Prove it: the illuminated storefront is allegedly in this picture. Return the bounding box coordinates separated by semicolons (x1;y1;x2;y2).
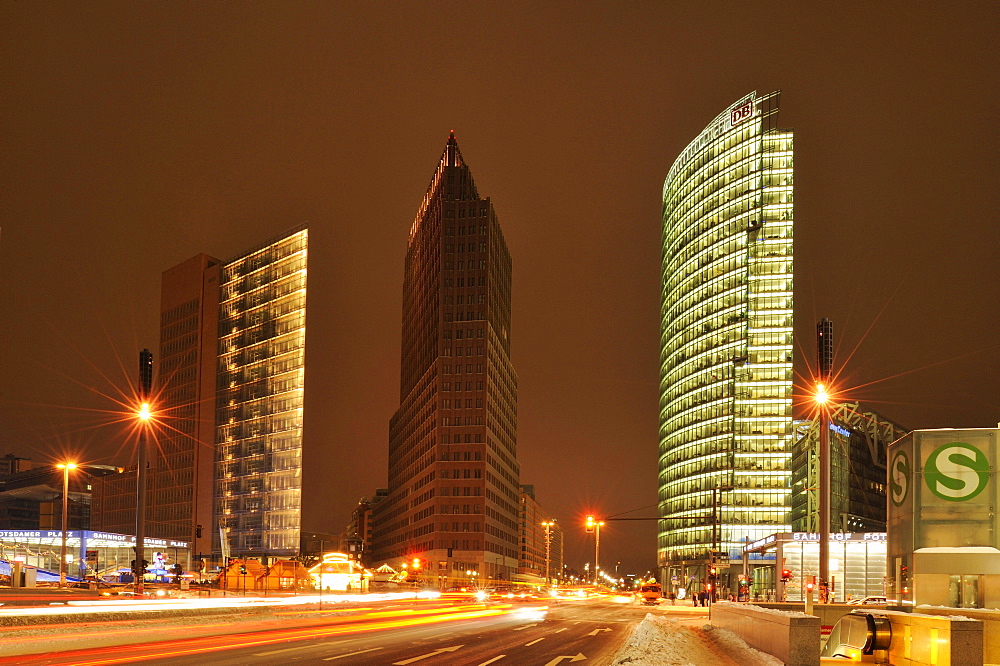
659;90;795;583
308;552;372;592
743;532;886;602
0;529;191;582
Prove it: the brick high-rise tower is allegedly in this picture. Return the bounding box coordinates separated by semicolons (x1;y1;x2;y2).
371;133;520;584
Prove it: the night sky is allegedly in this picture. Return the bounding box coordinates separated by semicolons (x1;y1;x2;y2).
2;3;997;576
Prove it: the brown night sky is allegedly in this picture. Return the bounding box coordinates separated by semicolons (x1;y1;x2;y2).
2;3;997;575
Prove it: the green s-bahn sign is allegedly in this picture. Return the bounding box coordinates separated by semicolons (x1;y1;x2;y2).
925;442;990;502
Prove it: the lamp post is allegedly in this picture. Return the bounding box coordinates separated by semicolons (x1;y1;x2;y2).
816;318;834;603
542;520;555;586
816;383;830;602
135;349;153;597
594;518;604;586
56;462;77;588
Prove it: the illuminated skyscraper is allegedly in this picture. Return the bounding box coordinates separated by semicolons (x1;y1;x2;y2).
371;133;520;583
92;227;307;563
657;92;794;584
215;227;308;558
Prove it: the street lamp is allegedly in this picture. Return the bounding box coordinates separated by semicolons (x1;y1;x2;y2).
541;520;556;586
56;462;77;588
585;516;605;586
135;348;154;597
816;317;834;603
816;381;831;602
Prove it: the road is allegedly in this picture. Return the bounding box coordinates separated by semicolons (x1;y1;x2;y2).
0;596;668;665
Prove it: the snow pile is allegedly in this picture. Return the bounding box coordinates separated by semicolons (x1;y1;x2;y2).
611;613;782;666
724;601;813;618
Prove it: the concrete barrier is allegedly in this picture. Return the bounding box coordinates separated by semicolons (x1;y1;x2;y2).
754;601;871;638
916;607;999;665
710;601;819;665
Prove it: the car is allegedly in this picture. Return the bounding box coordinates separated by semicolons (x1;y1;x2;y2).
848;596;886;605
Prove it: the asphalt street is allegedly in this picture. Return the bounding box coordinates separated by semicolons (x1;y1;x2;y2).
0;597;665;666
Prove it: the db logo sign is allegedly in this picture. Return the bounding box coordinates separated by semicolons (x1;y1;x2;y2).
925;442;990;502
730;101;755;126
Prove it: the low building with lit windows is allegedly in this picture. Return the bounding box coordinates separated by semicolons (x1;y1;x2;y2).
742;531;887;603
0;528;191;582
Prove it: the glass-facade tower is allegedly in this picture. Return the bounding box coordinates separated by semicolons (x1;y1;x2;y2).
215;227;308;557
658;91;794;582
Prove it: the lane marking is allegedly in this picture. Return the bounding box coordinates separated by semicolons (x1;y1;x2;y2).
255;645;312;656
586;628;611;636
543;654;587;666
478;656;506;665
393;645;464;665
324;647;384;661
554;627;568;633
525;637;545;646
512;623;539;631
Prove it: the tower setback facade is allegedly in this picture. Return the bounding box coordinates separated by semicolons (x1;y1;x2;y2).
93;227;308;563
658;91;795;582
371;133;520;583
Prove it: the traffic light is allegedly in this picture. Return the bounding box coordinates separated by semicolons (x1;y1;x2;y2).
781;568;793;582
195;524;203;539
708;566;717;578
239;564;248;575
585;515;595;533
412;558;422;570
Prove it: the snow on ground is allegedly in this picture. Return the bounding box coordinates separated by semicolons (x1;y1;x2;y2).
610;613;782;666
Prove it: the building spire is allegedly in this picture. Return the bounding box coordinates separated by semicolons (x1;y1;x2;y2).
446;130;461;167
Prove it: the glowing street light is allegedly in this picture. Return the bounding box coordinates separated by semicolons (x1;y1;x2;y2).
585;515;605;585
816;318;834;603
56;462;77;588
135;348;154;597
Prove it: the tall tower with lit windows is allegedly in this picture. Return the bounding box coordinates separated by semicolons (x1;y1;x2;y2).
370;133;520;583
214;227;308;559
92;227;308;563
657;92;794;587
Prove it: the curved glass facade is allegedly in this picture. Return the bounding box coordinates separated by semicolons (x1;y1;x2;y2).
658;91;794;577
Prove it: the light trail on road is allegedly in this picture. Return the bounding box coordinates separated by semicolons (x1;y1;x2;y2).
0;600;539;665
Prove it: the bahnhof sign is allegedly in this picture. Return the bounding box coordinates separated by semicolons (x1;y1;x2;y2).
0;529;191;581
